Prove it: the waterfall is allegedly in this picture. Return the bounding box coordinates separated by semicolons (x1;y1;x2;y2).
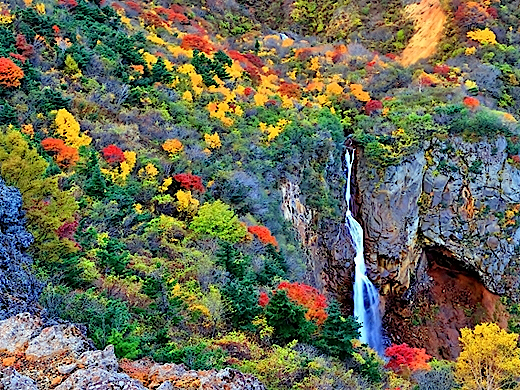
344;149;384;355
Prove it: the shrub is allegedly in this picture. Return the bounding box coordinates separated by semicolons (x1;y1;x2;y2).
314;301;360;360
162;139;183;155
41;138;80;168
223;279;262;329
0;57;24;87
365;99;383;114
463;96;480;109
413;360;457;390
173;173;205;193
276;281;328;325
455;323;520;390
181;35;214;53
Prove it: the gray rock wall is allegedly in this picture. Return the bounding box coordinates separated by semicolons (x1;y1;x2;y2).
356;136;520;295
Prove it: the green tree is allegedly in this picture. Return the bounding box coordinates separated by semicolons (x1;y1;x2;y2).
0;130;78;264
314;300;360;360
190;200;247;243
264;289;316;343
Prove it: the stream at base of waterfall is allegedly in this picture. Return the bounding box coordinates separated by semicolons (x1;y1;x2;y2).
345;150;384;356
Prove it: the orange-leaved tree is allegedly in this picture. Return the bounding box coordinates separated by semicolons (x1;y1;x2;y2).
248;225;278;247
0;57;24;88
275;281;328;325
41;138;79;168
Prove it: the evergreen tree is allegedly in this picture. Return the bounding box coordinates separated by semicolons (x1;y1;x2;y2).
264;289;316;343
315;300;361;360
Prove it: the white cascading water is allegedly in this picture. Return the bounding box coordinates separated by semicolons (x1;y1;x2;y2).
344;149;384;355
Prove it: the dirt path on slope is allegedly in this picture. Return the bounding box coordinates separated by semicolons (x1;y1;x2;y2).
399;0;447;66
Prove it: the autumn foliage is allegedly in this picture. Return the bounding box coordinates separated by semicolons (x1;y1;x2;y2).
102;145;126;163
385;343;431;373
276;281;328;325
41;138;79;168
0;57;24;88
173;173;205;192
248;225;278;247
456;323;520;390
463;96;480;108
365;99;383;114
181;35;214;54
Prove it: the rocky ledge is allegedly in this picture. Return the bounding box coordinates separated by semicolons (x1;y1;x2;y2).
0;313;265;390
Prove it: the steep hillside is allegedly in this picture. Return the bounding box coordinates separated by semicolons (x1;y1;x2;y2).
0;0;520;388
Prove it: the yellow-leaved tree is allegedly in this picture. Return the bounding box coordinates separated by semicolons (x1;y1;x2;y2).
54;108;91;148
455;323;520;390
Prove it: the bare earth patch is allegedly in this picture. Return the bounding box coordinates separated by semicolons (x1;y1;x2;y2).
399;0;447;66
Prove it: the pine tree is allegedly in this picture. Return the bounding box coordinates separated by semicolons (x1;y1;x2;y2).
315;300;361;360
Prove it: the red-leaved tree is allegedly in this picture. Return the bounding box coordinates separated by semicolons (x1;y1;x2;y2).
181;35;214;54
248;225;278;247
173;173;205;192
276;281;328;325
102;144;126;163
365;99;383;114
385;343;431;374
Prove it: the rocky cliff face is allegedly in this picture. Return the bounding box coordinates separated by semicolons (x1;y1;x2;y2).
0;178;41;320
357;136;520;296
281;137;519;356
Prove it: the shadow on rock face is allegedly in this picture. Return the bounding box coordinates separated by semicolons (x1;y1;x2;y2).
0;178;42;320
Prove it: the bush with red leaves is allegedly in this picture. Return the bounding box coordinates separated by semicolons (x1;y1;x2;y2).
278;82;302;99
259;291;269;307
58;0;78;8
385;343;431;374
102;145;125;164
365;99;383;114
275;281;328;325
248;225;278;247
15;35;34;59
463;96;480;108
125;0;142;12
454;2;491;29
41;138;79;168
141;11;166;27
173;173;205;192
243;53;264;68
155;6;188;23
181;35;214;54
57;220;79;240
433;64;450;76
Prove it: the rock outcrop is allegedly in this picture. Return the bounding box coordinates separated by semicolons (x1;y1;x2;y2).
0;178;41;320
0;313;265;389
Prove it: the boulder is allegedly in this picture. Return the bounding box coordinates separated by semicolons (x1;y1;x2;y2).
55;367;147;390
0;313;41;353
0;367;38;390
25;324;90;359
78;345;118;372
